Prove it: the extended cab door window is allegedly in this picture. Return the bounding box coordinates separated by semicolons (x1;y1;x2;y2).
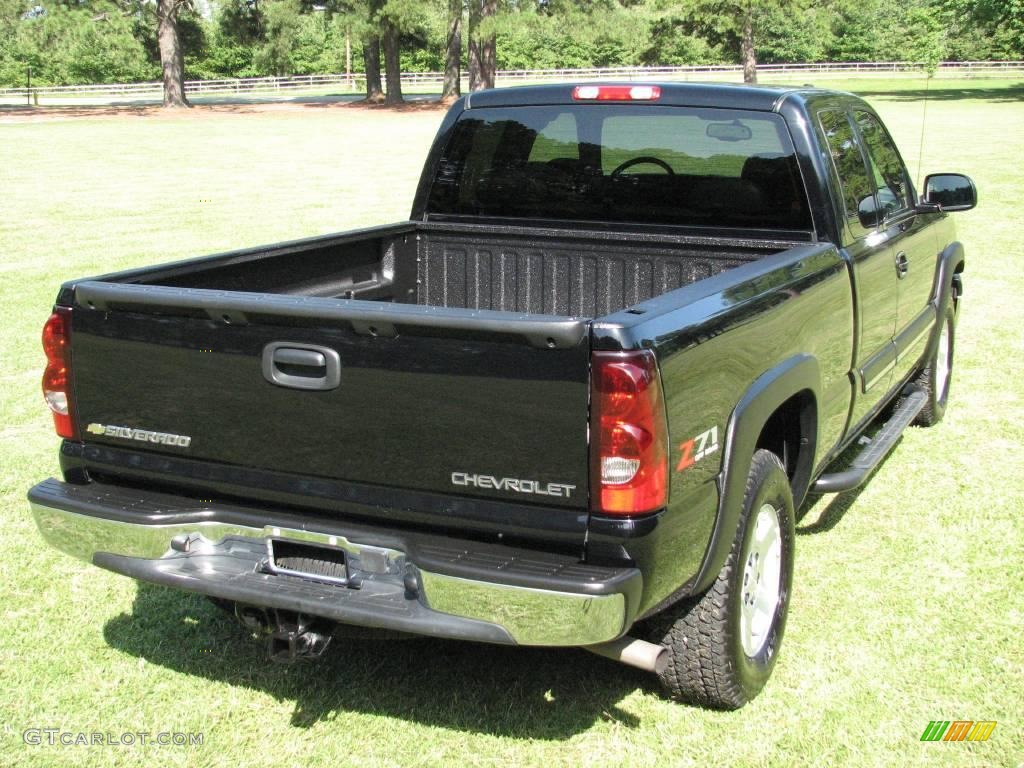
852;110;912;223
853;109;938;374
817;109;877;242
818;107;898;419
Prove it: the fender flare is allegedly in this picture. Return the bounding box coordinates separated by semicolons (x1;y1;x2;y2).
914;241;965;367
690;354;821;595
932;240;965;308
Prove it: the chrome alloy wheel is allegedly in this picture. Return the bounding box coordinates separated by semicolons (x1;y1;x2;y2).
740;502;783;657
936;322;951;400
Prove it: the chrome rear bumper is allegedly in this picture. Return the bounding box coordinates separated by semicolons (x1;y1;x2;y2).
29;479;640;647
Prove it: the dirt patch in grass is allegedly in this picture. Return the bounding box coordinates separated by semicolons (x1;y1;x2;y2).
0;97;448;124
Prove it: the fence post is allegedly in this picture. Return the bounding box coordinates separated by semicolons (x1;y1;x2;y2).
26;65;31;107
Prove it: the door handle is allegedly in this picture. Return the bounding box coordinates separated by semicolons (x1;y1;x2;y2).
262;342;341;391
273;348;325;368
895;251;909;279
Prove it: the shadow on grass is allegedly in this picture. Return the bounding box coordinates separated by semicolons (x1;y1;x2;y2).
103;584;657;736
796;486;868;536
0;94;447;122
854;82;1024;102
795;412;907;535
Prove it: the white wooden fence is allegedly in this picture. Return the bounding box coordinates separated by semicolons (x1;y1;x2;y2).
2;61;1022;103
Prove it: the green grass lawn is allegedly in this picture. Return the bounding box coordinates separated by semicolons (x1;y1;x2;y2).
1;81;1021;768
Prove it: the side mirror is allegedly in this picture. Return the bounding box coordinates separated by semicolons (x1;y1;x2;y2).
923;173;977;212
857;194;882;229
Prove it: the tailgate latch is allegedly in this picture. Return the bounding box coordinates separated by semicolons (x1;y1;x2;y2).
262;342;341;391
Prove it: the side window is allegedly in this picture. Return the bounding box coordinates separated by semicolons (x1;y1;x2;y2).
853;110;911;219
818;109;875;239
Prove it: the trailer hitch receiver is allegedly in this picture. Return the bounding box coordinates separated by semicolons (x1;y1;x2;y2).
235;604;334;663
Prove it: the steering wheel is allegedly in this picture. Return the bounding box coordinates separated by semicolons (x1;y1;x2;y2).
610;156;675;177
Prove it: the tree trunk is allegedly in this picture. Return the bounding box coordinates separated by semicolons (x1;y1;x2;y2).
741;3;757;84
362;38;384;103
157;0;188;107
345;28;352;88
382;21;403;105
441;0;462;102
479;0;497;89
467;0;482;91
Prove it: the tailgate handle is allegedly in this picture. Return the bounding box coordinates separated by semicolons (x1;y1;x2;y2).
263;342;341;391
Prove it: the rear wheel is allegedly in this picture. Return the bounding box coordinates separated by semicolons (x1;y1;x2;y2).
913;304;956;427
649;449;795;709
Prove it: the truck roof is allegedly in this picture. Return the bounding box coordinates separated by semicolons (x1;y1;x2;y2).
464;82;829;112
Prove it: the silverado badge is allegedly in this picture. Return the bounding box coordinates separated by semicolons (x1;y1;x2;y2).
86;423;192;448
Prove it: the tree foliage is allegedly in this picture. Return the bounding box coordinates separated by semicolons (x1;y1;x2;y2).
0;0;157;85
1;0;1021;88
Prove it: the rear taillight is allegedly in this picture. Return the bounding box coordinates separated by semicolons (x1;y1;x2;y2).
42;307;78;440
590;350;668;516
572;85;661;102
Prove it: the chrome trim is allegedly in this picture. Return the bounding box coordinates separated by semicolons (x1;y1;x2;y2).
28;501;401;563
862;358;896;392
264;538;354;587
419;571;626;646
30;502;627;647
897;321;932;364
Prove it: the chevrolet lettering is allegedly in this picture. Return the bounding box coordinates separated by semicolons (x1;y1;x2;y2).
451;472;576;498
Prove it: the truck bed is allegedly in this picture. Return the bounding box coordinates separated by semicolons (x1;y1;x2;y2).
58;221;814;549
95;221;805;319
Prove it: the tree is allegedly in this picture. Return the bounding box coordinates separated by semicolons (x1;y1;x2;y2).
479;0;496;87
255;0;303;75
739;0;754;82
362;35;383;99
5;0;1018;92
938;0;1024;59
381;15;401;102
218;0;263;44
905;4;945;75
441;0;460;100
378;0;433;104
827;0;905;62
157;0;189;106
755;4;831;63
362;0;384;101
467;0;495;90
679;0;796;83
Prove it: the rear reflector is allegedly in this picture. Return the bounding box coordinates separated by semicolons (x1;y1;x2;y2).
572;85;661;102
590;350;668;516
42;307;78;440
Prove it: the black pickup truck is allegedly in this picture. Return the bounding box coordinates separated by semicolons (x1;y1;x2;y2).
30;82;976;709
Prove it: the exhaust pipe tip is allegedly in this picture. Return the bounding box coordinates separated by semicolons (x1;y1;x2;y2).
584;635;668;675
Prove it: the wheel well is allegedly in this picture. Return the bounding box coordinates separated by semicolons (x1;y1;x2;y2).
952;260;965;307
755;390;816;505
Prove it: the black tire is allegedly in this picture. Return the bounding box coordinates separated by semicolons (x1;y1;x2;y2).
649;449;795;709
912;304;956;427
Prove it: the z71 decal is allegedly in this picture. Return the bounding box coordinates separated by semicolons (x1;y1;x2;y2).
676;426;719;471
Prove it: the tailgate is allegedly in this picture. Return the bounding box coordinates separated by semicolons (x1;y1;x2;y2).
67;283;591;522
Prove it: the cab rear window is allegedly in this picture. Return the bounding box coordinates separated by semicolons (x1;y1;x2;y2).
426;104;812;231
